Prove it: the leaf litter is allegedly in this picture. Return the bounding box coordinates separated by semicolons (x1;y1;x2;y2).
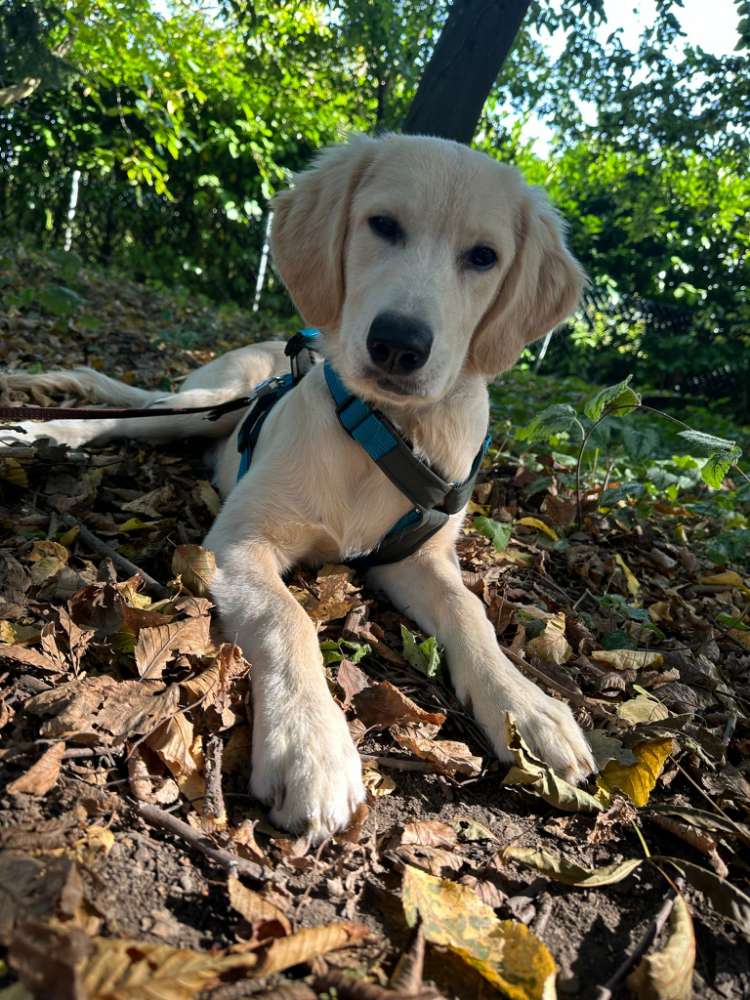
1;265;750;998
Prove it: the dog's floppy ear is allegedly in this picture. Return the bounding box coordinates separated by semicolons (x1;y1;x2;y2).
470;186;585;376
270;136;377;329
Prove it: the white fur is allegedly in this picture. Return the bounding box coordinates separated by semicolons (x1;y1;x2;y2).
1;134;594;842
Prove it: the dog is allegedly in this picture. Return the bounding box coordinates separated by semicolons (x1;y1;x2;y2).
2;133;596;842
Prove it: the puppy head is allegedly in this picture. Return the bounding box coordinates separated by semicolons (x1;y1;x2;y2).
271;134;584;407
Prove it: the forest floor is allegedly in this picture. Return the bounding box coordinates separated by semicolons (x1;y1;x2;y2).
1;245;749;1000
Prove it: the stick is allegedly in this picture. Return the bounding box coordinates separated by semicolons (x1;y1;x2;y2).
500;644;586;706
61;514;170;598
593;894;675;1000
133;800;264;881
360;753;435;773
204;733;227;823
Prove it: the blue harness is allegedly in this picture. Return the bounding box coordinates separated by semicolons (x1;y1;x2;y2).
236;329;490;568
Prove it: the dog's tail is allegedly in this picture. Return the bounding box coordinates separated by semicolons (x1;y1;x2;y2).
1;367;164;407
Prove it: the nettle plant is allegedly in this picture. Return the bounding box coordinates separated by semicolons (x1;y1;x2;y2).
484;375;750;567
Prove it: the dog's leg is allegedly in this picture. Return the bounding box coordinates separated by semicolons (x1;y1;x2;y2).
368;538;596;783
204;523;365;842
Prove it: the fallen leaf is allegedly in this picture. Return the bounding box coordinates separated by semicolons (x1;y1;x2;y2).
353;681;445;730
391;724;482;778
597;739;673;808
253;922;370;976
402;865;557;1000
147;714;205;802
0;643;67;673
591;650;664;671
362;766;396;797
627;894;695;1000
303;564;360;622
172;544;216;597
127;749;180;805
613;552;641;599
26;675;180;746
516;516;559;542
617;695;670;725
228;876;291;936
657;857;750;935
336;658;371;709
503;716;604;813
526;612;572;665
7;743;65;797
401;626;442;677
502;846;643;887
587;730;637;770
77;936;258;998
400;821;458;849
134;615;212;680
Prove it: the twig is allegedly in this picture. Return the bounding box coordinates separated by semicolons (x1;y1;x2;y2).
500;644;586;706
62;745;123;760
360;754;435;773
314;971;443;1000
204;733;227;823
61;514;170;598
133;800;264;881
593;894;675;1000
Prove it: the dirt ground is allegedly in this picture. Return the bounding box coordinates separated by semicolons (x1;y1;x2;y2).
1;251;749;999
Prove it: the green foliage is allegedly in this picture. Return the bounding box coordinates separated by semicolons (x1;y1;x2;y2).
491;369;750;567
400;625;442;678
473;516;512;552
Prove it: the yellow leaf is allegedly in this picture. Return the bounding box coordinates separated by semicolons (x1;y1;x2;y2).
597;739;673;808
617;696;669;725
614;553;640;599
117;517;161;533
675;524;688;545
466;499;489;515
402;865;557;1000
700;570;750;596
0;457;28;488
517;517;559;542
627;894;695;999
591;650;664;671
362;766;396;796
147;715;206;803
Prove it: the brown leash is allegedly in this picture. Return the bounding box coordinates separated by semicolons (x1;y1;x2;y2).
0;395;254;424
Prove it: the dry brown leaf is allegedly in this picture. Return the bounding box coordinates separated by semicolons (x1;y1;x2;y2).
391;724;482;778
134;615;212;680
525;611;572;665
253;921;370;976
0;642;67;673
400;820;458;849
180;642;249;726
627;894;695;1000
7;742;65;797
394;844;464;877
353;681;445;730
228;876;291;936
26;675;180;746
303;564;361;622
146;715;205;802
127;748;180;805
172;544;217;597
336;659;371;709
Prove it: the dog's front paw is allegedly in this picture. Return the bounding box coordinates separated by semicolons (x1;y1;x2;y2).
250;696;365;844
472;668;596;785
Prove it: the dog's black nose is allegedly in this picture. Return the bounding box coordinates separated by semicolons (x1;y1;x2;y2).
366;312;433;375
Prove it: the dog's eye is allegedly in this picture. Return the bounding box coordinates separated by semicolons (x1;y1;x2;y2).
368;215;402;243
465;245;497;270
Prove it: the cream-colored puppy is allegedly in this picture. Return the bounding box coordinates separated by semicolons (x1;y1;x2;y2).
2;134;595;841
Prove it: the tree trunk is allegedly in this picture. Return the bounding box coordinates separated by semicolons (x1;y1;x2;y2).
403;0;531;144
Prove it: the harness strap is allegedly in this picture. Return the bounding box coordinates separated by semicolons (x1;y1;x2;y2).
324;361;490;515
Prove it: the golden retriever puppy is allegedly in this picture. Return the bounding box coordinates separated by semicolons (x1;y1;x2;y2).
2;134;595;842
